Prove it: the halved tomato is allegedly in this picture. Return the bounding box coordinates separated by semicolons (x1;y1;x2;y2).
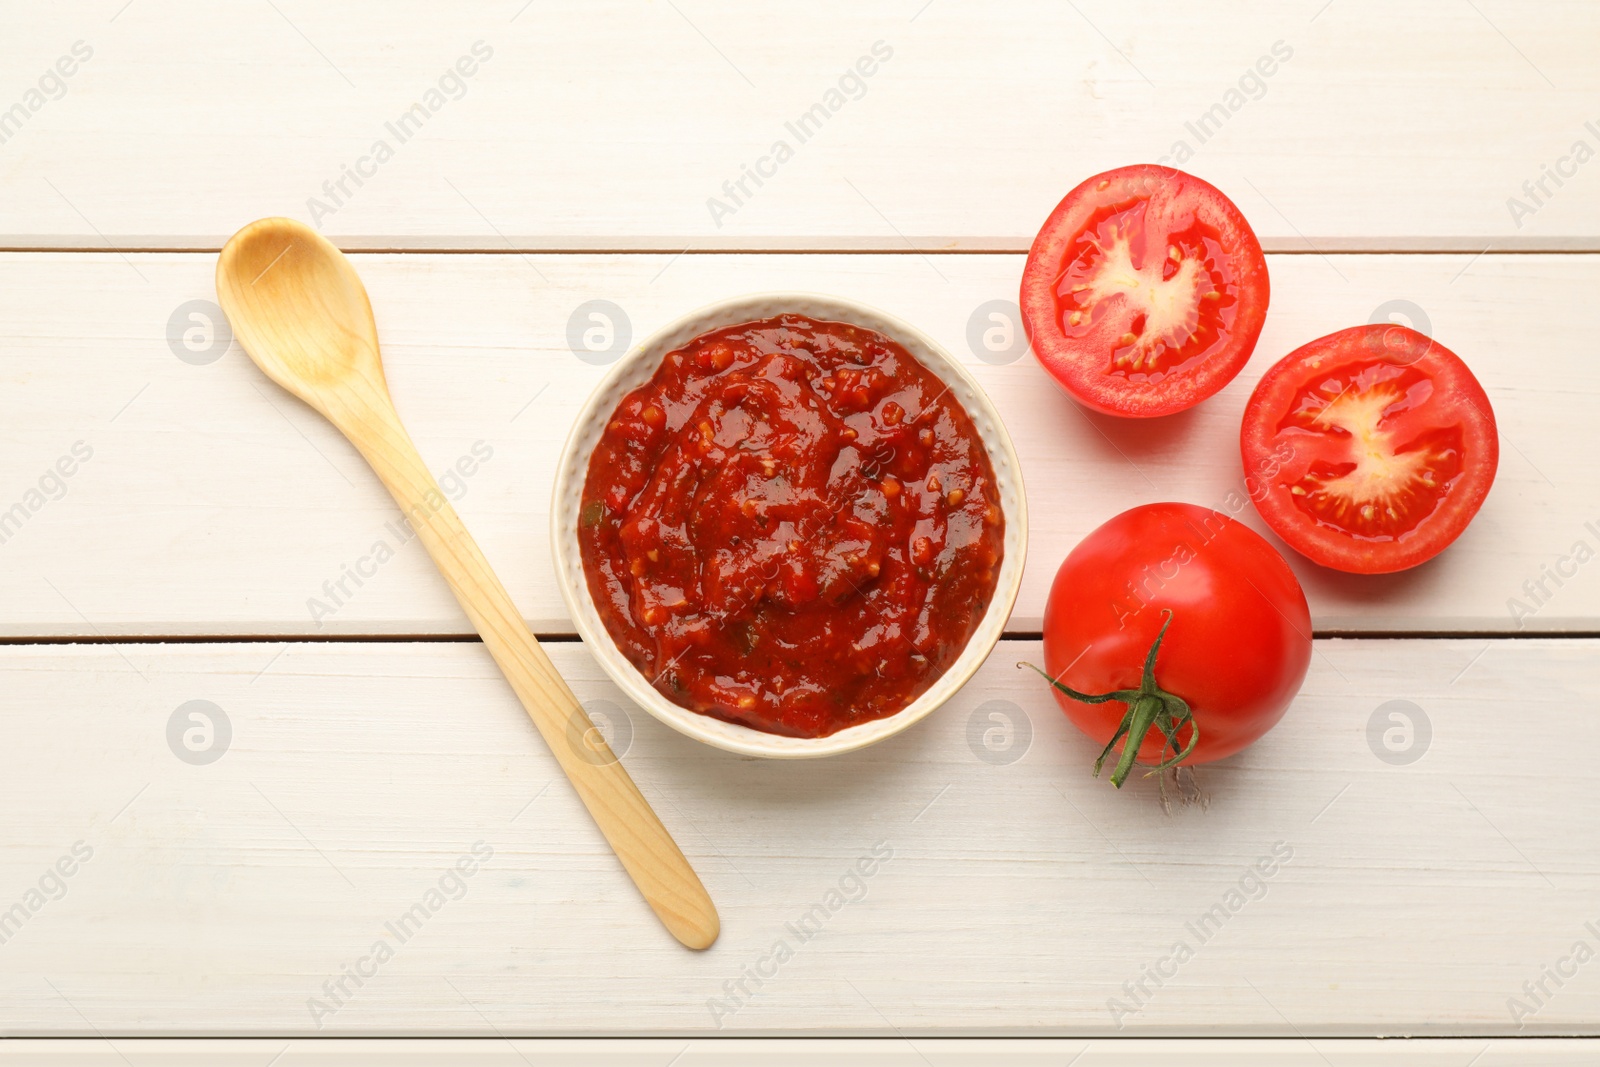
1020;165;1269;418
1240;324;1498;574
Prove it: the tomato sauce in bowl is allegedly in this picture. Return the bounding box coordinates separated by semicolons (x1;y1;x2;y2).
577;314;1006;738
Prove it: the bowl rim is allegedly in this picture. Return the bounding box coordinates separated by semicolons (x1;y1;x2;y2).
550;292;1028;758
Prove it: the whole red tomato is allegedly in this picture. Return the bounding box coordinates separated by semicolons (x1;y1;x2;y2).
1034;502;1312;786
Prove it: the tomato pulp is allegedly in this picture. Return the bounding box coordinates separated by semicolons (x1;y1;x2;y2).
1020;165;1269;418
579;315;1005;738
1039;503;1312;779
1241;324;1498;574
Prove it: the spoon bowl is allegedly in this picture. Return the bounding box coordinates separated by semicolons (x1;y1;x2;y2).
217;219;384;405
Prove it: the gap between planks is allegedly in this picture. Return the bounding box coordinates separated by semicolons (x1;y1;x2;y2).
0;631;1594;646
3;241;1600;255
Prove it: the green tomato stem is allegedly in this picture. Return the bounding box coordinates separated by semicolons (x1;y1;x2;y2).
1021;609;1199;790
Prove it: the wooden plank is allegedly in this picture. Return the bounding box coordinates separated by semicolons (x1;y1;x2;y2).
2;1037;1598;1065
0;251;1593;637
0;637;1595;1035
1;2;1597;250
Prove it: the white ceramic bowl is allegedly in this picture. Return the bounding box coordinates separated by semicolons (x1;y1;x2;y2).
551;293;1027;758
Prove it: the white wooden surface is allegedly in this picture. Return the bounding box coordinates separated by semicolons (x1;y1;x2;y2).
2;0;1597;1053
1;639;1597;1035
0;252;1595;637
2;2;1598;250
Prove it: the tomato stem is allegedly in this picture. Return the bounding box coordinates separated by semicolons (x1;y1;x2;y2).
1021;609;1199;789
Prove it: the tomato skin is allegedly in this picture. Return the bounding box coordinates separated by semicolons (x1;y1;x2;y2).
1041;503;1312;766
1240;325;1499;575
1020;164;1270;419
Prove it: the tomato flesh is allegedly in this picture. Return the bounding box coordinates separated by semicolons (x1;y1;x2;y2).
1021;165;1269;418
1055;202;1234;379
1241;325;1497;573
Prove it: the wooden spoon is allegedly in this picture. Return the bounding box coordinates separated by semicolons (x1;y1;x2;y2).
216;218;719;950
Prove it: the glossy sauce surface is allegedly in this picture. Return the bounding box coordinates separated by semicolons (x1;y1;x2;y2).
579;315;1005;737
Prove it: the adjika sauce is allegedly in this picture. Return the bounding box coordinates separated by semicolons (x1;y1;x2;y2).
579;315;1004;737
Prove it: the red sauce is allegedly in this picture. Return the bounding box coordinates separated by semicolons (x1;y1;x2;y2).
578;315;1005;738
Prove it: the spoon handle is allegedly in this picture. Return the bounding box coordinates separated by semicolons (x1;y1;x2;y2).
340;388;719;951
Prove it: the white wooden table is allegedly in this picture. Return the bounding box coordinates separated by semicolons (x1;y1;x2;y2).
2;2;1598;1063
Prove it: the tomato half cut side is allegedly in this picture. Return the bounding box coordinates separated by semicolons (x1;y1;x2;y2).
1240;324;1499;574
1020;164;1270;418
